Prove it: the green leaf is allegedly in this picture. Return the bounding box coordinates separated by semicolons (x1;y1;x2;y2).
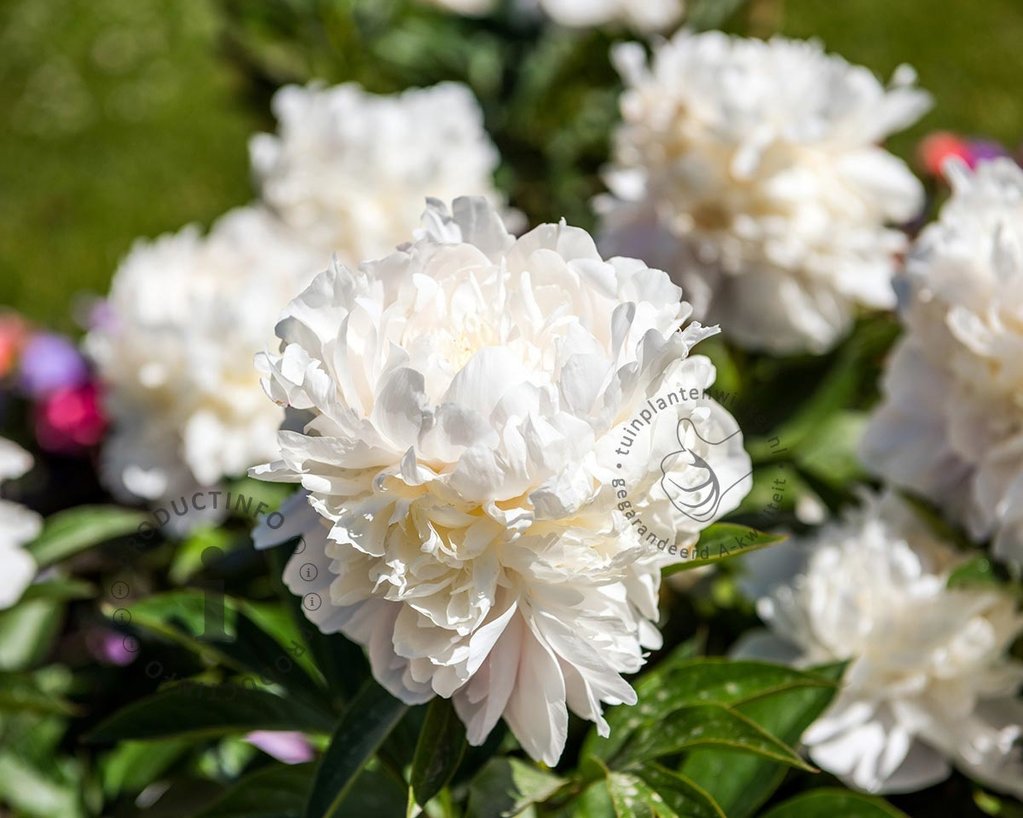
303;681;408;818
266;541;369;705
792;412;869;490
680;664;845;818
212;611;330;711
586;659;833;764
466;757;567;818
760;788;909;818
197;762;315;818
0;753;85;818
605;770;660;818
631;764;726;818
663;525;786;576
20;578;94;602
0;597;64;671
620;704;814;771
685;0;750;30
0;673;78;716
746;320;899;463
947;556;1002;590
101;739;190;799
85;685;328;743
411;697;467;807
27;505;146;568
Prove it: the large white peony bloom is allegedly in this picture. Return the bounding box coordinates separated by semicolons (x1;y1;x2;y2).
737;493;1023;797
88;206;321;515
598;32;930;354
861;159;1023;563
0;438;40;610
252;197;751;764
250;82;503;267
417;0;684;31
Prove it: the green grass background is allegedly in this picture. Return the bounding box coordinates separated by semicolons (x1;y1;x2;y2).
1;0;1021;328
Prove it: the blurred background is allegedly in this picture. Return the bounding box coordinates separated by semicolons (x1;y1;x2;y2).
2;0;1021;330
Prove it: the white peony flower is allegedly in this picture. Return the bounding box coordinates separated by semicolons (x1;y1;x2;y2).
87;206;321;517
598;32;930;354
861;159;1023;563
0;437;40;610
737;493;1023;797
250;82;504;266
252;197;751;764
417;0;684;31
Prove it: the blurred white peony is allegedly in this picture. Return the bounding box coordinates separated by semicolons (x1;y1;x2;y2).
418;0;684;30
250;82;503;266
88;206;322;517
737;493;1023;797
0;437;39;610
598;32;930;354
252;197;750;764
861;159;1023;563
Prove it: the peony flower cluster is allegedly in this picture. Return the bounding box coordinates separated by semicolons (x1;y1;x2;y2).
738;492;1023;797
0;437;40;610
861;159;1023;563
87;206;321;512
598;32;930;354
250;82;504;267
91;80;505;521
253;197;751;764
417;0;684;31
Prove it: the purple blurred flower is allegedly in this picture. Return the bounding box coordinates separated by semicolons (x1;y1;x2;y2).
966;139;1010;167
87;628;139;666
245;731;315;765
18;333;89;398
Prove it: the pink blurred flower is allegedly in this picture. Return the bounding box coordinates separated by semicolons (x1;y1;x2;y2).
34;381;106;454
244;731;314;765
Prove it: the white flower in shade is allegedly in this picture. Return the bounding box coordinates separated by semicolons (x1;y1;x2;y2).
737;493;1023;797
0;438;40;610
417;0;683;30
861;159;1023;563
252;197;751;764
250;82;503;266
598;32;930;354
87;206;321;517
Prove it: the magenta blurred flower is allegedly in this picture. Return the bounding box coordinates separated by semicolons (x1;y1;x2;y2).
18;332;89;398
34;381;106;454
86;628;138;666
244;731;314;765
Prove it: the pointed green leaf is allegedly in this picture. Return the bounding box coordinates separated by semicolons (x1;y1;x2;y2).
680;663;845;818
761;788;908;818
664;525;786;576
466;757;567;818
587;658;834;763
303;682;408;818
411;697;467;807
85;685;328;743
631;764;726;818
620;704;814;771
27;506;147;568
197;763;315;818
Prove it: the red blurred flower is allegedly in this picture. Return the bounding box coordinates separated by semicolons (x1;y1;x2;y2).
917;131;971;177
